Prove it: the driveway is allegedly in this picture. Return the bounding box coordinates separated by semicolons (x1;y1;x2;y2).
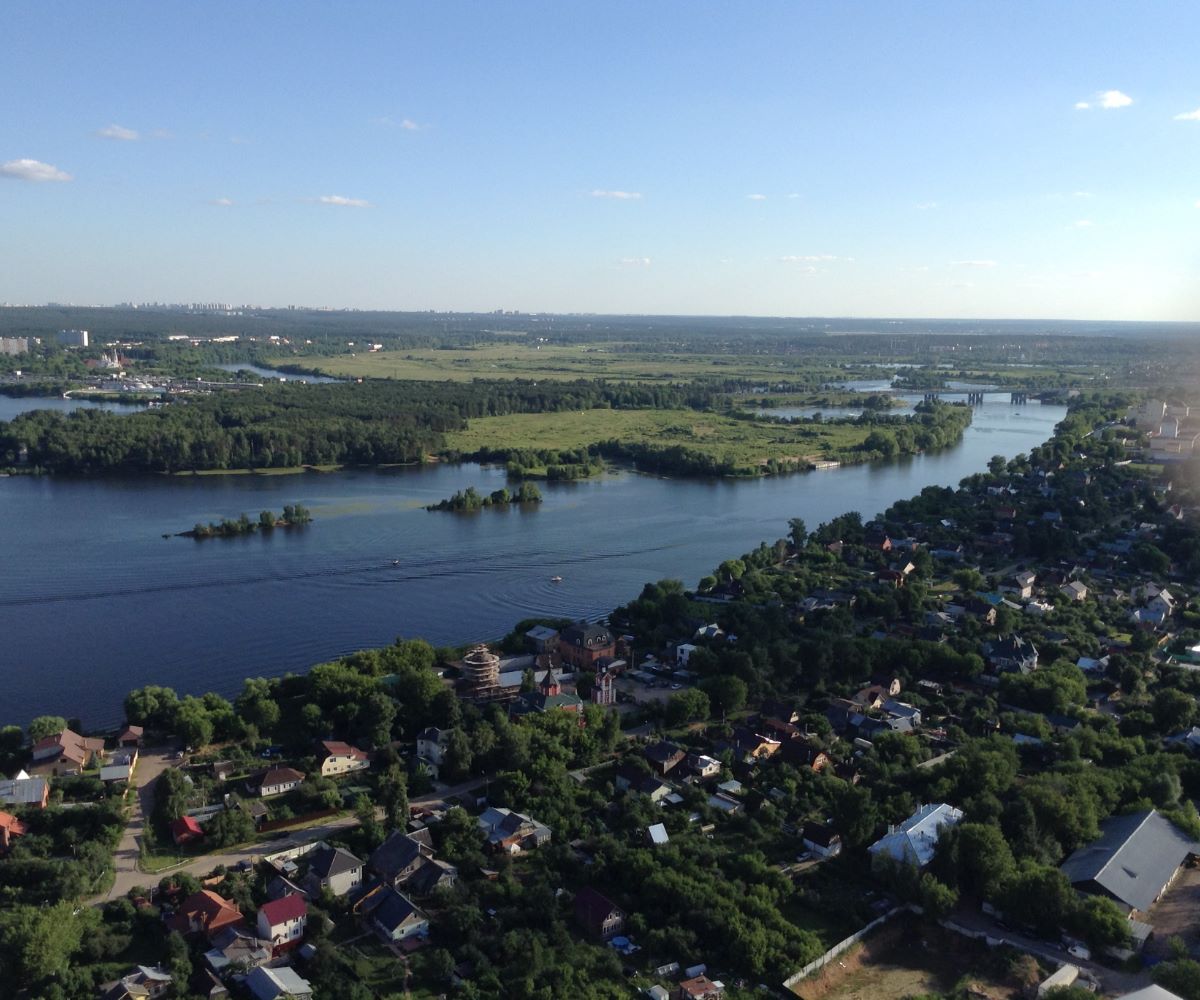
102;746;176;901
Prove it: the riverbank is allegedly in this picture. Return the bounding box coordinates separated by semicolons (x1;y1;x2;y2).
0;397;1065;725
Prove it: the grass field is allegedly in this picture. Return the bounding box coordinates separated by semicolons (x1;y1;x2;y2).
307;343;846;383
444;408;873;468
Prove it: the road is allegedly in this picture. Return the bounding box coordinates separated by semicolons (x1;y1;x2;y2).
103;747;175;901
947;912;1149;996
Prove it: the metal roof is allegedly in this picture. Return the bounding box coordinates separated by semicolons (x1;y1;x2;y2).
1060;810;1200;912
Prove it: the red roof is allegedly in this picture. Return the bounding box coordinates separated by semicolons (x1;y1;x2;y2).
259;893;307;927
321;740;367;760
170;815;204;841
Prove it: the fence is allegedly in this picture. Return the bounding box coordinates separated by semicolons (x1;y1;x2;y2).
781;904;915;992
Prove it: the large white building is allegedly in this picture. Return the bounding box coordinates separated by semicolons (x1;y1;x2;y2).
56;328;89;347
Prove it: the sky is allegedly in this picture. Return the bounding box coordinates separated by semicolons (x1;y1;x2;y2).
1;2;1198;321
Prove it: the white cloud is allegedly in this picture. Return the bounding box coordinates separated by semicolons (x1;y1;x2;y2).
1073;190;1094;198
1195;199;1200;209
590;189;642;200
786;192;801;199
618;257;651;267
0;158;72;182
747;193;767;201
211;197;234;207
318;194;371;208
97;123;139;141
1072;219;1093;229
916;201;938;210
779;254;850;263
951;259;998;268
1174;108;1200;121
1077;90;1133;110
374;116;422;130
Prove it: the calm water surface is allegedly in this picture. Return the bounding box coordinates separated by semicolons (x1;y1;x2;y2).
0;400;1064;725
0;396;147;421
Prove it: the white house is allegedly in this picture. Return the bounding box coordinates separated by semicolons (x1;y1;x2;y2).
255;767;305;797
317;741;369;778
256;894;307;955
416;728;450;778
868;802;964;869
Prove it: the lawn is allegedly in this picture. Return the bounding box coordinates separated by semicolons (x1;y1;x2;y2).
445;408;873;469
307;343;846;384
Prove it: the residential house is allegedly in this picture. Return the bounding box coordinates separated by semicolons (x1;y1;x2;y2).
304;844;364;897
1006;571;1037;599
170;815;204;846
686;753;722;780
256;894;307;955
0;772;49;810
253;766;304;797
868;802;964;870
648;823;670;845
416;727;449;778
243;965;313;1000
675;642;698;666
778;741;830;773
985;635;1039;674
615;766;674;804
759;699;800;725
882;700;922;728
317;740;369;777
1060;809;1200;915
1061;581;1089;603
801;821;843;859
170;891;245;940
644;740;687;776
203;927;272;975
558;621;616;669
191;968;229;1000
116;725;144;748
574;886;625;940
678;974;725;999
477;806;551;852
365;887;430;943
28;727;104;777
0;810;28;853
370;828;458;895
728;727;781;760
99;967;173;1000
1132;590;1177;628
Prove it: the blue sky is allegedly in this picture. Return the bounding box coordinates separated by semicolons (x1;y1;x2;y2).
1;2;1197;320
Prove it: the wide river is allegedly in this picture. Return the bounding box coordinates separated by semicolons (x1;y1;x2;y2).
0;394;1064;727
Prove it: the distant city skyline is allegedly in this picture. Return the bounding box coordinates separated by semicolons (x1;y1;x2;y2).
2;1;1197;320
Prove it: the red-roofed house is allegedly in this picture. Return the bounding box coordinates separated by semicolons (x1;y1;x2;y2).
317;740;370;777
170;815;204;846
170;890;244;940
257;894;307;955
0;810;28;853
678;975;724;1000
117;725;144;748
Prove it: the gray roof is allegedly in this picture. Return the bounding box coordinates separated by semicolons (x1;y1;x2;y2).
0;776;48;805
369;830;430;880
308;844;362;880
245;965;312;1000
1060;810;1200;912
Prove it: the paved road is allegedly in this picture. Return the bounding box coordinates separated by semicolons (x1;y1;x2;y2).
947;912;1150;996
103;747;175;901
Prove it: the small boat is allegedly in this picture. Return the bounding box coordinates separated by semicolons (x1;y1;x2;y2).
392;559;401;566
550;575;563;583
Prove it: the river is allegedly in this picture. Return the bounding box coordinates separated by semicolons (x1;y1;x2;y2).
0;398;1064;727
0;396;148;422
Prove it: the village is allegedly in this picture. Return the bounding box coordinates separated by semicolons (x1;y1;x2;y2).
6;393;1200;1000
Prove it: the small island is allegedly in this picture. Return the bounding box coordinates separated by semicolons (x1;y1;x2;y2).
426;483;542;512
181;503;312;538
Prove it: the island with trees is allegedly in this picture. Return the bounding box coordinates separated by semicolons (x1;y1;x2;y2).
426;482;542;512
181;503;312;538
